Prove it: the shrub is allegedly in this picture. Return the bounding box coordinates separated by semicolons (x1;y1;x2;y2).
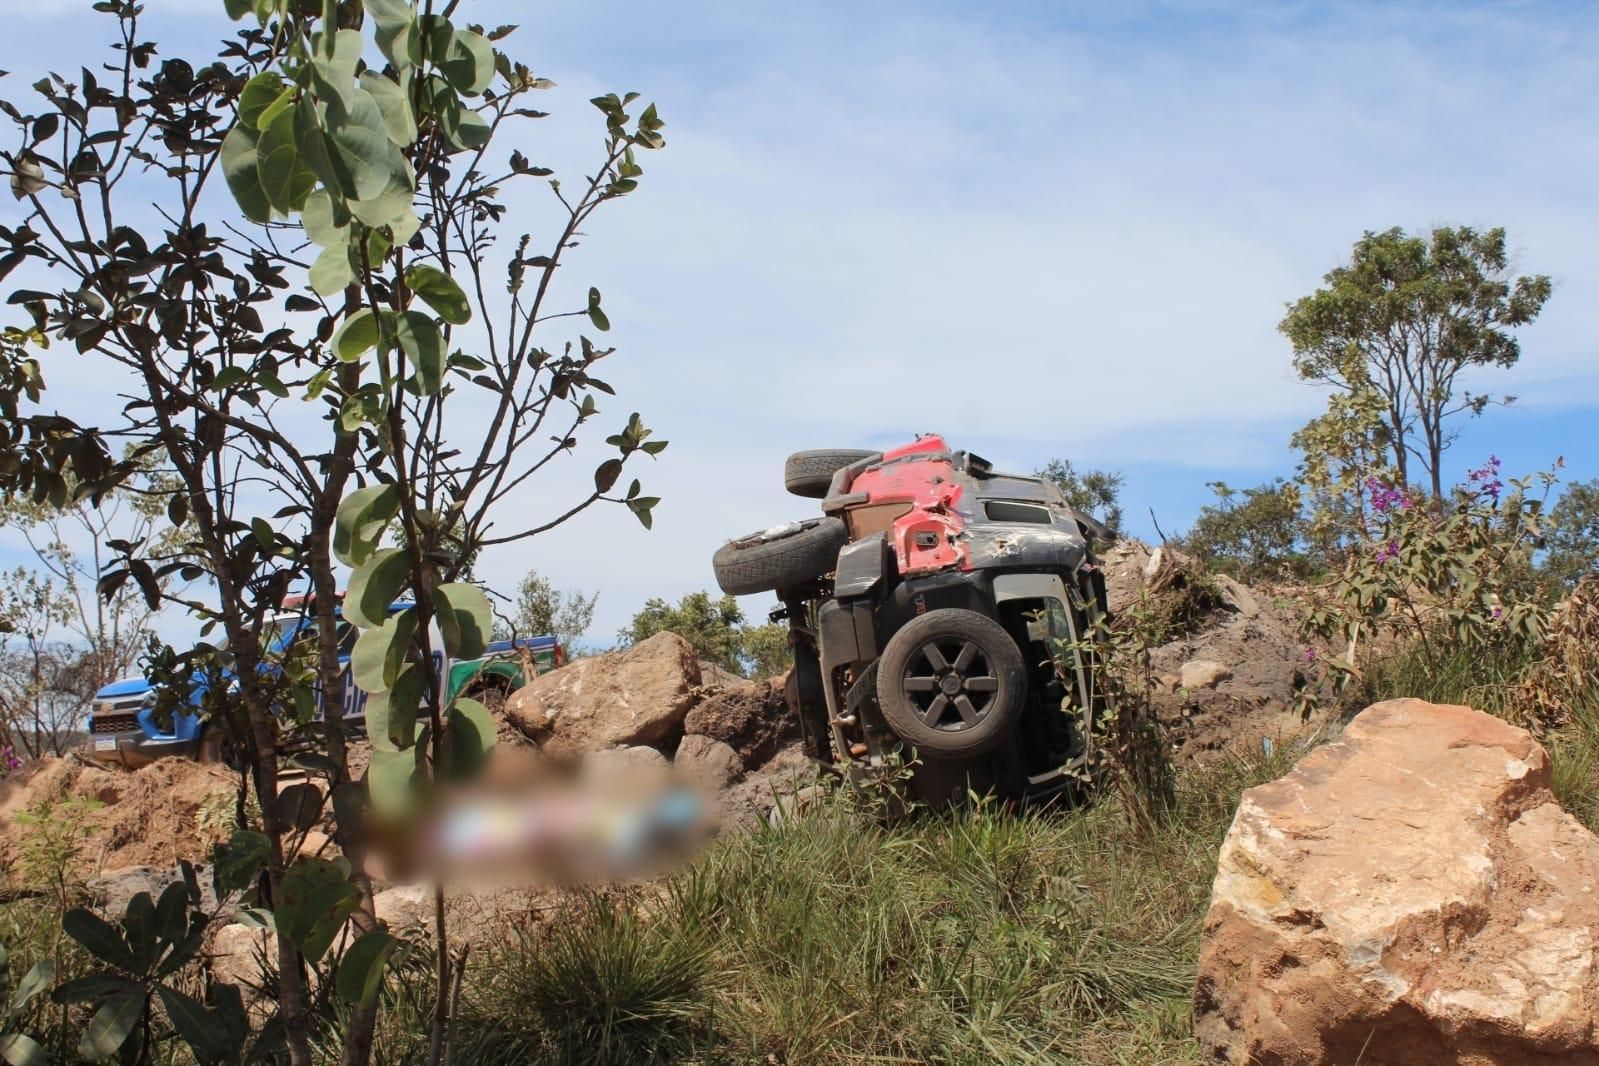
1296;459;1583;731
1181;479;1314;580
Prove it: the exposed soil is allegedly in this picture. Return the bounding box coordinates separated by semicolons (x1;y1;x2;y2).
1097;539;1332;762
0;755;237;878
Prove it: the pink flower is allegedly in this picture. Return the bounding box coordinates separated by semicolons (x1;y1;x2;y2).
1300;647;1318;663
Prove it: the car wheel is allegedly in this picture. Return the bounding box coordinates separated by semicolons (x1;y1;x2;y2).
783;449;878;498
712;517;848;595
197;726;245;771
875;608;1026;759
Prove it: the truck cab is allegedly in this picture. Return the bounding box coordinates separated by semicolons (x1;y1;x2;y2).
85;601;563;768
85;605;367;768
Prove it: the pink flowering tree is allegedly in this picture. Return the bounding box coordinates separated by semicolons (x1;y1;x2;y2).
1294;456;1559;720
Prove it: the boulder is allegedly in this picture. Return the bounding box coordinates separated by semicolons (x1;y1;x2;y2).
682;675;794;769
504;632;702;757
583;744;669;777
1179;659;1232;690
1195;699;1599;1065
1212;574;1260;618
675;734;743;790
373;883;434;933
209;921;278;1009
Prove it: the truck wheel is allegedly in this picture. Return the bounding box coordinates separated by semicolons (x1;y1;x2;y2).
712;517;848;596
784;449;877;498
197;726;244;771
875;609;1025;759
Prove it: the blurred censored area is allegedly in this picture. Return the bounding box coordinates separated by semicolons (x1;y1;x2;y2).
374;747;719;888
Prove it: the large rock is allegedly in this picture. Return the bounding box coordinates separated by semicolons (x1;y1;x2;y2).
682;675;794;769
504;633;702;757
1195;699;1599;1065
674;734;743;790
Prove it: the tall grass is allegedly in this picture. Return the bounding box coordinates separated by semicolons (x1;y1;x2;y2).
370;748;1297;1066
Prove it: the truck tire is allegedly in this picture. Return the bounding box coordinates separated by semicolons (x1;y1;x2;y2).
712;517;848;596
875;608;1026;759
784;449;877;498
197;725;244;771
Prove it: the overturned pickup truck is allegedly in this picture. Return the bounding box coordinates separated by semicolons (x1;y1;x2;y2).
86;597;561;769
713;434;1114;806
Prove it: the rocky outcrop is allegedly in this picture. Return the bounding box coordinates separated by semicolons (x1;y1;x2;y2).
1195;699;1599;1065
504;633;702;757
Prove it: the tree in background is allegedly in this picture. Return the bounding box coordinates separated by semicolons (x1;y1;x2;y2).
1037;458;1124;532
620;591;789;679
1545;479;1599;590
512;569;598;653
622;592;746;674
1282;226;1551;501
0;461;183;755
1180;479;1312;581
740;623;792;681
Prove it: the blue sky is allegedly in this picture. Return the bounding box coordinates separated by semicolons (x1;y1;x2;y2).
7;0;1599;644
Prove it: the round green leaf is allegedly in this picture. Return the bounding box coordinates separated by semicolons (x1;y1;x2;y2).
328;88;413;203
352;608;418;693
333;308;381;363
220;126;270;224
431;582;490;660
396;311;445;394
367;0;421;67
404;264;471;325
443;107;491;152
238;71;285;130
302;189;348;249
336;930;399;1008
258;108;317;215
365;662;424;751
310;245;355;297
441;30;495;95
334;482;401;567
345;547;410;630
310;28;363;111
276;857;357;964
441;697;496;780
359;70;417;146
368;747;420;820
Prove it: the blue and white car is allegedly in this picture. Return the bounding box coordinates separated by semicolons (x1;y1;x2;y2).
84;600;440;768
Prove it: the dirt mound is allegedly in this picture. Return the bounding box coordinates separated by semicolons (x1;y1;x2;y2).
1100;539;1328;761
683;675;796;769
0;756;237;877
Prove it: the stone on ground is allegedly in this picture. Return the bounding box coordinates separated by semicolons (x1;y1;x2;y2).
503;632;702;756
675;734;743;790
1180;659;1232;690
1194;698;1599;1065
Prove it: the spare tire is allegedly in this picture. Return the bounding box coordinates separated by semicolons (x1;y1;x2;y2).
784;449;878;498
875;608;1026;759
712;517;848;595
